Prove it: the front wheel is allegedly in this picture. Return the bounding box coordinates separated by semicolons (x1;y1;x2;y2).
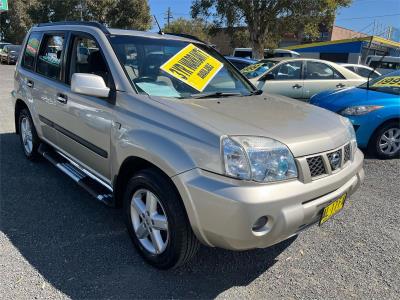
369;121;400;159
123;168;199;269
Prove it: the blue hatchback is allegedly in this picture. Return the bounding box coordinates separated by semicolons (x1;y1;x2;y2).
310;71;400;159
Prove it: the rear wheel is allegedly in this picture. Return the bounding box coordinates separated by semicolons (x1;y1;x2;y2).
369;121;400;159
18;108;41;160
123;168;199;269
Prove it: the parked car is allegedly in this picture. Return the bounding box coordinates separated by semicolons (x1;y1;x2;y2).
0;41;11;52
340;63;381;79
251;58;367;100
241;57;288;80
0;44;22;64
224;56;257;70
233;48;300;59
13;22;364;269
310;70;400;159
366;55;400;75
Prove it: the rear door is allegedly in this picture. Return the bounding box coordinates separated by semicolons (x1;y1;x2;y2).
29;32;67;146
302;61;348;99
259;60;304;99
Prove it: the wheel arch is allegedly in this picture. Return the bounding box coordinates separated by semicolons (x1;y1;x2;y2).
113;156;183;209
368;117;400;145
14;99;29;134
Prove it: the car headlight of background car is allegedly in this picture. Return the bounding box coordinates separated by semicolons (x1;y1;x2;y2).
340;105;383;116
222;136;297;182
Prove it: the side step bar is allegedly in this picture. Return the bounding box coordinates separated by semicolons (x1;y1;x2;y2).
38;144;114;206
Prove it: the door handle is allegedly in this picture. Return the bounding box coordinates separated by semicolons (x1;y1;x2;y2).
292;84;302;89
56;93;68;104
336;83;345;88
27;80;34;88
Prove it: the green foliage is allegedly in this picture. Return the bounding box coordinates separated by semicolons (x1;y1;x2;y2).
0;0;152;43
191;0;352;59
164;17;210;42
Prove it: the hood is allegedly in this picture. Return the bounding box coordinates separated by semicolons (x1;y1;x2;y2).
310;86;396;112
153;94;351;157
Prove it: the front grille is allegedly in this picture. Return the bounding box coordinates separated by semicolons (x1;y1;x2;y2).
327;149;342;171
306;156;326;177
343;144;351;163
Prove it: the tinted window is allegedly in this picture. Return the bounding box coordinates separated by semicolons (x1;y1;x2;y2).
22;33;42;70
37;34;64;80
305;61;342;80
234;50;252;58
345;66;356;73
370;61;400;70
356;66;379;78
68;35;111;87
358;70;400;96
272;61;302;80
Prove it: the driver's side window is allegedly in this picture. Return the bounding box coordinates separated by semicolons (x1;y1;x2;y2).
68;35;111;87
271;61;302;80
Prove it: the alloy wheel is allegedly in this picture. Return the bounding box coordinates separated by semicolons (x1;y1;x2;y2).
20;117;33;154
130;189;169;255
379;127;400;155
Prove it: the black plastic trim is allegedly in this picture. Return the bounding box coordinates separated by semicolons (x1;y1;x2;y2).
39;115;108;158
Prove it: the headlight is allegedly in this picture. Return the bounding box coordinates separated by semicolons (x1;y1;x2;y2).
341;117;357;154
222;136;297;182
340;105;383;116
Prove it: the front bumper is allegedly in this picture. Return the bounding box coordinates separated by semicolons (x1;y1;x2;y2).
173;149;364;250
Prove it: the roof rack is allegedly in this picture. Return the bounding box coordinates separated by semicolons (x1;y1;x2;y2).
36;21;109;34
164;32;206;44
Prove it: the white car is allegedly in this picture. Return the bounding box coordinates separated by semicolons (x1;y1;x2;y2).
248;58;367;100
340;63;381;79
233;48;300;59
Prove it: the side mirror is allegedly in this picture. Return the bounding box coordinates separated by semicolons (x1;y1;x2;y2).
263;73;275;81
71;73;110;98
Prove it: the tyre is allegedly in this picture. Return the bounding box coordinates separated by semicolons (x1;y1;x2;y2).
18;108;41;160
123;168;199;269
368;121;400;159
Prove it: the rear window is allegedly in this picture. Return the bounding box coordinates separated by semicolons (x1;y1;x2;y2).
21;32;42;71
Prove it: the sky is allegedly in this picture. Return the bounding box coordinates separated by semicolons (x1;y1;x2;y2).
148;0;400;37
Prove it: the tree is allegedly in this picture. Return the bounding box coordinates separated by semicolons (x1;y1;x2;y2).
191;0;352;59
1;0;36;44
164;17;210;42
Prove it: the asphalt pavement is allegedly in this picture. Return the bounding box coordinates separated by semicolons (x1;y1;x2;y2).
0;64;399;299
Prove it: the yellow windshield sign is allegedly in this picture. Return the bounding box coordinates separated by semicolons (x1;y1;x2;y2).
160;44;223;91
373;76;400;87
241;63;264;73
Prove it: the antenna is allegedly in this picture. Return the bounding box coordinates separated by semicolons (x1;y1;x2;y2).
153;15;164;35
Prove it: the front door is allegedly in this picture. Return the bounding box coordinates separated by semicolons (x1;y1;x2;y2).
260;60;304;99
55;34;114;182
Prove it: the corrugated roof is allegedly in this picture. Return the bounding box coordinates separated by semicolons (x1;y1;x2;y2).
285;36;400;50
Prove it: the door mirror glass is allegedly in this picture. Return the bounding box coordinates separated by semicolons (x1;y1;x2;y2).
71;73;110;98
264;73;275;80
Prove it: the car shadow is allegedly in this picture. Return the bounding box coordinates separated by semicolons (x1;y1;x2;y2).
1;132;296;299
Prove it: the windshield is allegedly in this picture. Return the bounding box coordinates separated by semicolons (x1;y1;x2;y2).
358;70;400;96
7;45;21;53
110;35;254;98
241;61;278;79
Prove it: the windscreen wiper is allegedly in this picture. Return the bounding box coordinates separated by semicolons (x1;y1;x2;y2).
190;92;242;99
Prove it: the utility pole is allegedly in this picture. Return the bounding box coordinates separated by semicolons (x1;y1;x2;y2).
164;7;173;29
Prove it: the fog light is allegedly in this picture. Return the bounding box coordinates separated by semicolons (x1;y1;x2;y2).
252;216;268;232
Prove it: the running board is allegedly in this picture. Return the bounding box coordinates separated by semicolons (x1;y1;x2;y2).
38;144;114;206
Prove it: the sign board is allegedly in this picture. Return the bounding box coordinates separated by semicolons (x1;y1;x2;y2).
160;43;223;92
0;0;8;11
373;76;400;88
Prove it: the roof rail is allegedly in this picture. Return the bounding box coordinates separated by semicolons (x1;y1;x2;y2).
36;21;109;34
164;32;206;44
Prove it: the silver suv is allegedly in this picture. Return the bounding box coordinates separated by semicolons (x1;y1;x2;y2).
12;22;364;269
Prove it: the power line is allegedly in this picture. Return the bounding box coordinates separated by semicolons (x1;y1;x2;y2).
336;13;400;21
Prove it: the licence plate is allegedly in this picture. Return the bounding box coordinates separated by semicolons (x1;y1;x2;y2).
319;193;347;225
